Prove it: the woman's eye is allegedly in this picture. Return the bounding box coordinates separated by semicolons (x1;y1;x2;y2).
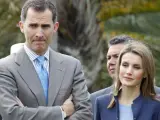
134;66;141;69
122;63;128;67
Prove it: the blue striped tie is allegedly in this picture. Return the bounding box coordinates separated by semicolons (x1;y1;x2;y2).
36;56;49;104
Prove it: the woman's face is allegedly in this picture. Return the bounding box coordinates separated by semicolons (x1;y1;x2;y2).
119;52;144;87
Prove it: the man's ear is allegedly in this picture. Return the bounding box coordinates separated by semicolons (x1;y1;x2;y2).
53;22;59;32
19;21;24;33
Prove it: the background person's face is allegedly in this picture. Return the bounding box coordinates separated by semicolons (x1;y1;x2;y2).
19;8;59;55
106;44;124;79
119;52;144;88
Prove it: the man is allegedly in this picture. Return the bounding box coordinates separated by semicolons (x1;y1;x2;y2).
91;35;160;115
0;0;92;120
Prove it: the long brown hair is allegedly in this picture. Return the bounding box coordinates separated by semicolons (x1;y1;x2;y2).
108;41;156;108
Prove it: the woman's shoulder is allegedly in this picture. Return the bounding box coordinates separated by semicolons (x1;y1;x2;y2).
148;95;160;104
96;93;113;105
143;95;160;110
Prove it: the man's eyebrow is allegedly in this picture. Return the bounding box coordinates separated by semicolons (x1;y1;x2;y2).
29;22;38;24
107;53;119;57
29;23;37;25
41;24;51;26
113;54;119;56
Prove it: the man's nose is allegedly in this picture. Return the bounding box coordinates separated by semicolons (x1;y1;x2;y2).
36;29;44;39
108;58;116;65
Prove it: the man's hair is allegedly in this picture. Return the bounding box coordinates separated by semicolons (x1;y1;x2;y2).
20;0;57;23
108;35;135;47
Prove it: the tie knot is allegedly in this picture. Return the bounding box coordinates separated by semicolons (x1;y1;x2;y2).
36;56;45;65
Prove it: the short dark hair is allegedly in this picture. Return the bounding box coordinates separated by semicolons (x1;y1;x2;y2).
108;35;135;47
20;0;57;23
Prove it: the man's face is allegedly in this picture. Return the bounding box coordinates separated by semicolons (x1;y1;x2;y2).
106;44;124;79
19;8;59;55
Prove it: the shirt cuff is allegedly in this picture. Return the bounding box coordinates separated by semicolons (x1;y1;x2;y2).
60;106;67;119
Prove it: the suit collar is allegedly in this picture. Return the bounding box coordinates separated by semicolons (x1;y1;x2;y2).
15;48;65;106
15;48;46;105
48;49;65;105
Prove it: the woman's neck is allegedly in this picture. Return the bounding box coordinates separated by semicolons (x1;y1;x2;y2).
119;85;140;105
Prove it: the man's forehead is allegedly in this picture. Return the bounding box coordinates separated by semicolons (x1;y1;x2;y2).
25;8;52;21
107;44;125;56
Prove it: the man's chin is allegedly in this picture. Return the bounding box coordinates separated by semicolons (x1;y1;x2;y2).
33;48;48;55
109;73;115;80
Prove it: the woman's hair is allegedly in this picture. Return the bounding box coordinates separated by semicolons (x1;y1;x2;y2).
108;41;156;108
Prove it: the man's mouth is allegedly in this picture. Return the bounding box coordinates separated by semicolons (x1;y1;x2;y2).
109;68;115;73
33;40;46;43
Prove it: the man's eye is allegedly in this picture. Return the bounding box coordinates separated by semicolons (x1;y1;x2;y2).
42;25;50;29
107;56;111;60
115;55;119;58
30;24;37;28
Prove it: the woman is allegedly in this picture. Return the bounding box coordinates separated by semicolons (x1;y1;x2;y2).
94;41;160;120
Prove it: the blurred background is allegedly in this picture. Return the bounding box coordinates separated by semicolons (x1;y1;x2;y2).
0;0;160;92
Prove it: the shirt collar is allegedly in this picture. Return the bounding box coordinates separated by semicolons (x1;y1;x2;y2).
24;44;49;61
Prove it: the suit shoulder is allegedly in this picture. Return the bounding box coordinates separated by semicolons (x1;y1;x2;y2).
97;94;112;101
91;86;113;97
143;96;160;111
91;86;112;100
52;50;79;63
150;98;160;112
96;94;112;106
154;86;160;94
0;54;15;65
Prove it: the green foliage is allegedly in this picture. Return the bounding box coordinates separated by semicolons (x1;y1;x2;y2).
104;13;160;37
98;0;160;21
89;60;112;92
0;0;23;58
97;0;160;32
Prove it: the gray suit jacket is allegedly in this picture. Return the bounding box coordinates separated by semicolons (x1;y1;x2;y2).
0;48;92;120
155;86;160;94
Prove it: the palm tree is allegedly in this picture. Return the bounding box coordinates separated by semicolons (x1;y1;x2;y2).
55;0;104;87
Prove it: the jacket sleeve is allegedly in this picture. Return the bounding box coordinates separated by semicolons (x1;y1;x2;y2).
0;65;63;120
68;60;92;120
94;98;101;120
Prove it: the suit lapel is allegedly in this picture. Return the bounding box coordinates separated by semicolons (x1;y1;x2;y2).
15;48;46;106
48;49;65;106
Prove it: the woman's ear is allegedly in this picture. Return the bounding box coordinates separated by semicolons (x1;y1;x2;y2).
143;72;147;79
